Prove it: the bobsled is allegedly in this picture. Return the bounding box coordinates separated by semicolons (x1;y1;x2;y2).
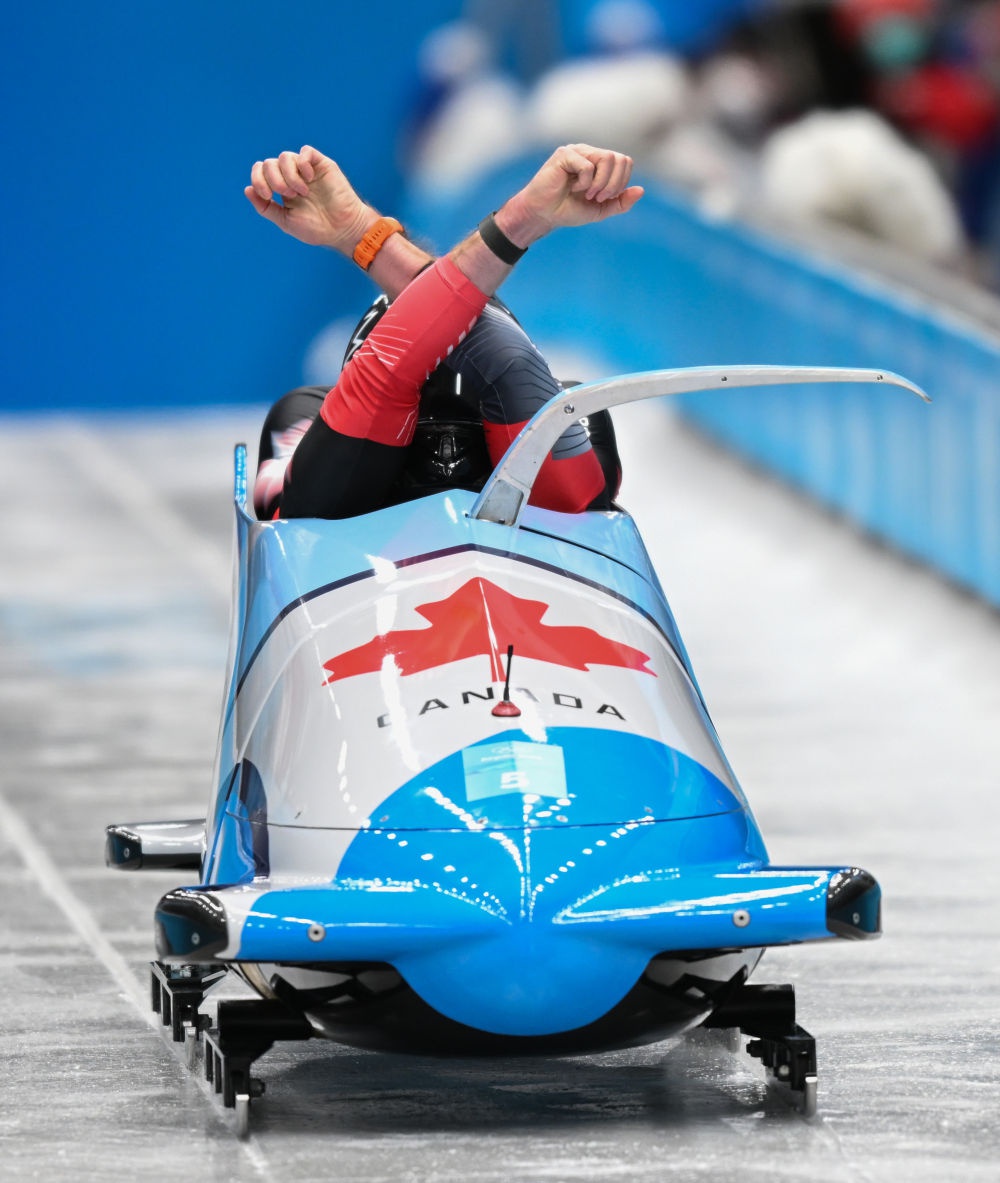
107;365;928;1133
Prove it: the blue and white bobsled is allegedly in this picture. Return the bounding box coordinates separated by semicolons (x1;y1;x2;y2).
106;365;928;1129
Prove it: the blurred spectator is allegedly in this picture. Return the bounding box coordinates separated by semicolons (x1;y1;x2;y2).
522;1;692;183
760;107;965;262
948;1;1000;283
837;1;998;162
405;21;526;193
527;57;690;161
646;53;774;218
669;0;995;278
404;0;1000;286
723;0;875;117
526;52;690;158
834;0;1000;278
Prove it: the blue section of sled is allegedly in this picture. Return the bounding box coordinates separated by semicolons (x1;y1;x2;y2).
347;727;742;830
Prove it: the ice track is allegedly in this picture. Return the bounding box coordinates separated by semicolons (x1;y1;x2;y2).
1;402;998;1181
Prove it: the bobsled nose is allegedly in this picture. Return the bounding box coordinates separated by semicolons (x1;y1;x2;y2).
396;930;650;1036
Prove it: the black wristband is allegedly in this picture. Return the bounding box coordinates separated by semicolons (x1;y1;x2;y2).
478;212;527;265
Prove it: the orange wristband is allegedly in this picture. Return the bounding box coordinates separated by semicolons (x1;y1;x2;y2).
352;216;403;271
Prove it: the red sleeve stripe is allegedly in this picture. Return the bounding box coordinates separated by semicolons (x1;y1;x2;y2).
483;420;605;514
321;258;488;447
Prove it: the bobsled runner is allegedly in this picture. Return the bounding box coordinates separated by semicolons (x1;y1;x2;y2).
107;365;928;1135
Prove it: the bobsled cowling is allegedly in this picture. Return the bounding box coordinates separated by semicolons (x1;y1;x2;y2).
133;367;924;1052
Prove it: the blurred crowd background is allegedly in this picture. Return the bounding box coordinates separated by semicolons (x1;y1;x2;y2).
406;0;1000;285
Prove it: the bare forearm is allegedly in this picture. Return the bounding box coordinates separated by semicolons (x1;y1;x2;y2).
366;229;434;299
444;193;546;294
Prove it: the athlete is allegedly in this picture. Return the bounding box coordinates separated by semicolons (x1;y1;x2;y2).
245;143;643;519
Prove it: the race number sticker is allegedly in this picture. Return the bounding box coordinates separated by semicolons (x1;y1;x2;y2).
462;741;566;802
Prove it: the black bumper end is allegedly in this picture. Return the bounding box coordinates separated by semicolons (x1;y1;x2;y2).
827;868;881;939
155;888;229;960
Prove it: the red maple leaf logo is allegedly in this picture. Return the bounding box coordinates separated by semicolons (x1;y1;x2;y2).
321;577;654;684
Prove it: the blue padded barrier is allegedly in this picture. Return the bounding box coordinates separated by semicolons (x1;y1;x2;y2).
407;167;1000;606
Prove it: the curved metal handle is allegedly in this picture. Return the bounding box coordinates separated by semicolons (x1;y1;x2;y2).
471;365;930;527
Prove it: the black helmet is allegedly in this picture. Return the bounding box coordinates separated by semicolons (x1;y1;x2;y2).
393;364;492;498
